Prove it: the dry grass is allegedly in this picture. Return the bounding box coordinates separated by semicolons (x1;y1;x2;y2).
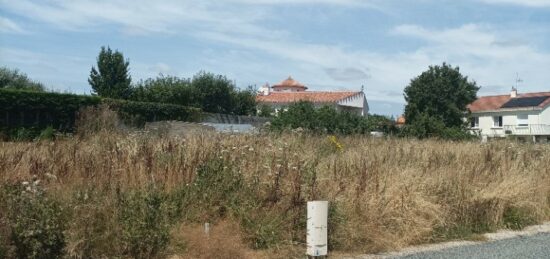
1;131;549;257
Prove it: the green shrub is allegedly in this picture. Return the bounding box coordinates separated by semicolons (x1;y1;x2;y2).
270;101;395;135
502;206;537;230
171;158;245;222
240;209;284;249
38;126;55;140
65;188;122;258
3;183;66;259
103;98;202;127
117;188;170;259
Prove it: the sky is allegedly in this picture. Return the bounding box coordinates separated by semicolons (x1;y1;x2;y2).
1;0;550;116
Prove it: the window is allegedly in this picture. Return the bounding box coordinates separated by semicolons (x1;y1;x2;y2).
517;114;528;127
470;117;479;128
493;116;503;128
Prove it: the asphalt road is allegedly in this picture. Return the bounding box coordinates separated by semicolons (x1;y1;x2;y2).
393;233;550;259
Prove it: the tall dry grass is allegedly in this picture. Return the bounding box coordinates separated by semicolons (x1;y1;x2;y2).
1;131;549;257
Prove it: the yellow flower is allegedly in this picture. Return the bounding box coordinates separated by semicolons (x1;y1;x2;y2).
328;135;344;152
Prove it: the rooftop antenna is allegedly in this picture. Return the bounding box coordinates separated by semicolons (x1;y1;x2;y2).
515;73;523;91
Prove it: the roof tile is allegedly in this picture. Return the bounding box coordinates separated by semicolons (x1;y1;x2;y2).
256;91;360;104
468;91;550;112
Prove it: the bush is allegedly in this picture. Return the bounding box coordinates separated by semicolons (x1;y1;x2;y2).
400;113;474;140
38;126;55;140
117;188;171;258
0;67;45;91
103;98;202;127
131;72;257;115
3;182;66;259
270;101;395;135
75;105;121;137
172;158;245;222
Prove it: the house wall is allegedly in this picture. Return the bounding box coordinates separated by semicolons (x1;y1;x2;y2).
258;101;367;117
540;106;550;125
337;92;369;116
472;110;542;137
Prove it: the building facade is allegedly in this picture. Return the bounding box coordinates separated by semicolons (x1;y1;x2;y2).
468;89;550;142
256;76;369;117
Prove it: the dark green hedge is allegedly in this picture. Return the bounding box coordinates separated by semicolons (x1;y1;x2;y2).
103;99;202;127
0;89;101;132
0;89;202;137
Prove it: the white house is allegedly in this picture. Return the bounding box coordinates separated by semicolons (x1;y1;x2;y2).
256;76;369;117
468;88;550;142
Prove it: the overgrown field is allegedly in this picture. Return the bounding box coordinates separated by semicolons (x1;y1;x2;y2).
1;132;549;258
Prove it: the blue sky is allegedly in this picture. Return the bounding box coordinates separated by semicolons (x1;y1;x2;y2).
1;0;550;116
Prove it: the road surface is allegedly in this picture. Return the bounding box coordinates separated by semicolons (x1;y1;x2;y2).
393;232;550;259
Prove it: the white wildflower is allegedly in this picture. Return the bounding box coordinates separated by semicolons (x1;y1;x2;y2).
22;181;29;186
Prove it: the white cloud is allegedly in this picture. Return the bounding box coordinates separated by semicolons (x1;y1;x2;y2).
478;0;550;7
1;0;549;111
390;23;550;95
0;16;25;33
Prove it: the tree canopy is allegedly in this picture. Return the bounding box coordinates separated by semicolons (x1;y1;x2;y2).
130;72;257;115
88;46;132;99
403;63;479;139
0;67;44;91
270;101;395;134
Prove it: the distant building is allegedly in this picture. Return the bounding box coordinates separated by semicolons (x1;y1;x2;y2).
468;88;550;142
396;115;406;128
256;76;369;117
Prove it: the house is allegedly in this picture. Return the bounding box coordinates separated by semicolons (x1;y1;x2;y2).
468;88;550;142
256;76;369;117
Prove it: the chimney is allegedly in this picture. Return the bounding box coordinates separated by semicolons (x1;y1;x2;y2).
511;87;517;98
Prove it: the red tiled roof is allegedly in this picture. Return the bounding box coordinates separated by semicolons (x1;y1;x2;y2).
256;91;360;104
396;115;406;125
468;91;550;112
272;76;307;90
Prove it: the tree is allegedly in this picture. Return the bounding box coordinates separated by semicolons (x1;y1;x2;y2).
191;72;235;114
403;63;479;138
131;74;196;107
88;46;132;99
257;104;274;117
0;67;44;91
231;86;257;116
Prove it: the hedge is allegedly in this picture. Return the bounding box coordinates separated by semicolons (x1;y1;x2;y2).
103;98;202;127
0;89;203;137
0;89;101;132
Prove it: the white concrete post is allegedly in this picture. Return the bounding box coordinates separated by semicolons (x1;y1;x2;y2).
204;222;210;236
307;201;328;257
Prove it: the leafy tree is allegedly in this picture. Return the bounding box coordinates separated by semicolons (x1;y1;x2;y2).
270;101;395;134
257;104;274;117
271;101;317;131
0;67;44;91
403;63;479;138
231;86;257;116
131;72;257;115
131;75;196;107
88;46;132;99
191;72;235;114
